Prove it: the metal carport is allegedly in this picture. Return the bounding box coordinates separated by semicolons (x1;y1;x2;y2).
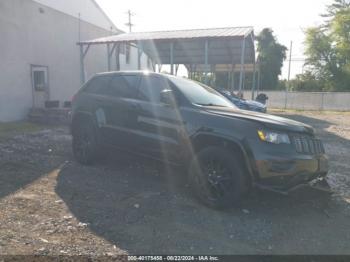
77;27;257;96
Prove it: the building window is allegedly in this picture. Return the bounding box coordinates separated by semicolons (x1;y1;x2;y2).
125;44;131;64
33;71;45;90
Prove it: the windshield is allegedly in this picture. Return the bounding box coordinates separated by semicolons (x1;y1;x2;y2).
169;77;236;108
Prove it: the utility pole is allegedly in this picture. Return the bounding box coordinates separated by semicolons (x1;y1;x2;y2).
285;41;293;109
125;10;135;33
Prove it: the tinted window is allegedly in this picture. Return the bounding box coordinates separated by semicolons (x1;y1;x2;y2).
138;76;168;103
108;75;139;98
84;76;111;94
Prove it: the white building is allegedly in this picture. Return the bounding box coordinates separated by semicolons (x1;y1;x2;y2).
0;0;149;122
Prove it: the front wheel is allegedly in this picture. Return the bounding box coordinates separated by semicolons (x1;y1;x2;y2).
72;120;99;165
188;146;247;209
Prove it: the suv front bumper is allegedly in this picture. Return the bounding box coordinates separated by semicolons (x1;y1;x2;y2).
254;154;329;193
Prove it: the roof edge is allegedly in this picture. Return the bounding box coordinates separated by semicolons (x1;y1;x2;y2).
77;26;255;45
131;26;254;35
90;0;124;33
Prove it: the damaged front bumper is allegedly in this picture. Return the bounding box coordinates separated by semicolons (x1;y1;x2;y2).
255;176;332;195
253;153;331;195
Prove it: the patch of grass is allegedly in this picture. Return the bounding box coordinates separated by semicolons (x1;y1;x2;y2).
0;122;45;140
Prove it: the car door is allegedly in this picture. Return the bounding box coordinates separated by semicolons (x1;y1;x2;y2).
31;65;49;108
87;74;141;150
133;75;184;162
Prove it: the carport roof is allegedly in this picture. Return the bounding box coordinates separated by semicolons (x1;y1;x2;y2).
78;27;254;44
77;26;256;92
78;26;256;70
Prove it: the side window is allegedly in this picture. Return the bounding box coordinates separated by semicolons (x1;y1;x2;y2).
109;75;139;99
167;79;184;105
138;76;168;104
83;76;111;94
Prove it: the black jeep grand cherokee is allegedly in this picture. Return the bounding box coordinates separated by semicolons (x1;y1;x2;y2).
71;71;329;208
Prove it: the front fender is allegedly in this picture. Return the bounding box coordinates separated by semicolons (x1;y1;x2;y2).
190;131;258;183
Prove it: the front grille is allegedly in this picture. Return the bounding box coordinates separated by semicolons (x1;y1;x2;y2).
291;135;325;155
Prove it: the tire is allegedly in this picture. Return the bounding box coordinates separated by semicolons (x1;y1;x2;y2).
188;146;247;209
72;119;99;165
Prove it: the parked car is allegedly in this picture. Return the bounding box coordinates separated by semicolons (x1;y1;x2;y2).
71;72;329;209
217;89;267;113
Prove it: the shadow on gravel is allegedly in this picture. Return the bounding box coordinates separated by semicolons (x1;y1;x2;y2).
0;129;70;200
55;114;350;254
55;162;348;254
0;161;46;200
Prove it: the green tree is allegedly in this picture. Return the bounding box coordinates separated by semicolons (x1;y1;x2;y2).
256;28;287;90
322;0;350;22
289;72;327;91
304;0;350;91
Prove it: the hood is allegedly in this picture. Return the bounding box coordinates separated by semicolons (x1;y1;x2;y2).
204;106;314;134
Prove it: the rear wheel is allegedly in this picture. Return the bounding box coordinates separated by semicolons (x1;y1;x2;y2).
188;146;247;209
72;120;99;165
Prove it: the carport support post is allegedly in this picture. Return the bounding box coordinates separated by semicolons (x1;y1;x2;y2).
252;59;256;100
230;62;235;92
257;66;261;95
107;43;117;72
107;44;111;71
79;44;90;84
138;43;143;70
204;39;209;85
79;45;85;84
238;37;246;96
138;49;141;70
170;42;174;75
116;44;120;71
175;64;179;76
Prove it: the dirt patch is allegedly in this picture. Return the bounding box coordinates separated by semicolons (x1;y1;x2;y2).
0;112;350;255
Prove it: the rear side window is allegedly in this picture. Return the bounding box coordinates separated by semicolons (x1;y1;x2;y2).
138;76;168;103
83;76;111;94
109;75;139;99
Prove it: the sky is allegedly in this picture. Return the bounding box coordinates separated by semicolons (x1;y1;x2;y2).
96;0;333;79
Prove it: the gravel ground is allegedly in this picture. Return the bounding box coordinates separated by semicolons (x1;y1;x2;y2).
0;111;350;256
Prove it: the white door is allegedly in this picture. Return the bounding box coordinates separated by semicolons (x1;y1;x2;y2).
31;66;49;108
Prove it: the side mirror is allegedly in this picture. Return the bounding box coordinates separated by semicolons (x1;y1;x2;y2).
160;89;176;107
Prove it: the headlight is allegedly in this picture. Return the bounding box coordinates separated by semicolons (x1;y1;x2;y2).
257;130;290;144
